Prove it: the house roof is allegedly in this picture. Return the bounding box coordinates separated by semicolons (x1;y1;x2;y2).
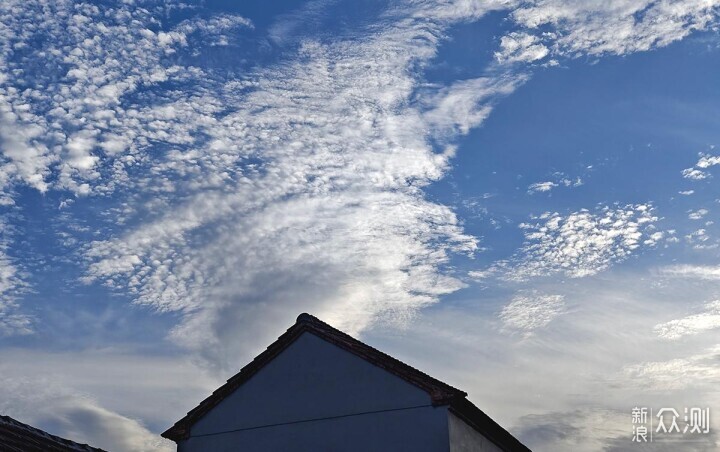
0;415;105;452
162;313;530;451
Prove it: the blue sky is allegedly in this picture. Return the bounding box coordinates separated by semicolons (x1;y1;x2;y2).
1;1;720;450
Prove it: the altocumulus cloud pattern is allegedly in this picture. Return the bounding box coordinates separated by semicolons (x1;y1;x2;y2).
2;1;720;451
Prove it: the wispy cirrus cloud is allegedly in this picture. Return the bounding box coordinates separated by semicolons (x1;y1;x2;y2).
654;300;720;340
0;347;221;452
623;345;720;391
496;0;720;62
0;372;174;452
658;264;720;280
8;2;524;363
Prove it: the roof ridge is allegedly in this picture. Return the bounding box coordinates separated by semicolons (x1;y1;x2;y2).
294;313;466;400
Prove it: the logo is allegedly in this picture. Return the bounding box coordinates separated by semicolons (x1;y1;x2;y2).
632;407;710;443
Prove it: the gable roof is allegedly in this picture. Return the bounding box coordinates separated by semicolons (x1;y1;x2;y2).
162;313;530;451
0;415;105;452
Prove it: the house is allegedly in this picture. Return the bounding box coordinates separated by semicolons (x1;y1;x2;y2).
0;414;104;452
162;313;530;451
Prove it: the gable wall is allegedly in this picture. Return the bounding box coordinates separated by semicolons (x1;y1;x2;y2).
179;404;449;452
179;332;450;451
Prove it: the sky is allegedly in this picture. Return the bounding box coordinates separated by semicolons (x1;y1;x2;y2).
1;0;720;450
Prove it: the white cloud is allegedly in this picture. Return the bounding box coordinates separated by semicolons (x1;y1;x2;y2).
467;268;497;280
527;173;583;194
500;292;565;336
658;264;720;280
654;300;720;340
0;1;718;450
683;152;720;181
514;409;630;452
495;32;549;63
696;153;720;169
0;0;717;409
685;228;715;249
624;345;720;391
0;105;51;193
0;0;261;338
63;0;527;367
527;181;557;193
503;0;720;61
65;130;99;173
0;376;173;452
0;0;714;370
560;177;583;187
688;208;709;220
369;275;720;451
0;0;529;369
0;216;29;336
0;305;31;337
0;347;224;451
0;0;253;196
509;204;659;279
682;167;709;180
423;75;525;137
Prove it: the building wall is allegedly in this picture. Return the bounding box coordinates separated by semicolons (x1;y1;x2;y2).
179;405;450;452
178;332;451;452
448;412;503;452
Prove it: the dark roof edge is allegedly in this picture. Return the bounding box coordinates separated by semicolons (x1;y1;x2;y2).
449;398;531;452
162;312;466;441
0;414;106;452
